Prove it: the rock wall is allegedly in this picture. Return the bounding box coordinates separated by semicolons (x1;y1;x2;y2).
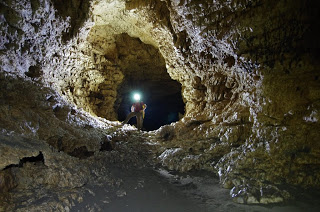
152;0;320;204
0;0;319;206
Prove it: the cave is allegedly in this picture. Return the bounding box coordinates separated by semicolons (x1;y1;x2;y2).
113;33;185;131
66;28;185;130
1;0;320;211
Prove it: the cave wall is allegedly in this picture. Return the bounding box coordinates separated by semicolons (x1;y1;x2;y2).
152;0;320;203
0;0;319;205
121;0;320;203
0;1;121;206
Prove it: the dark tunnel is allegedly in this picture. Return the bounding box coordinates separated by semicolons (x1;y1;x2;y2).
114;34;185;131
117;79;185;131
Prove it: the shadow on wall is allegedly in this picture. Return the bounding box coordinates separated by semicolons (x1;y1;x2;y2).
52;0;91;42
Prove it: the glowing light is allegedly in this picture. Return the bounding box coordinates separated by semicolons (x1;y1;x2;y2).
133;93;141;101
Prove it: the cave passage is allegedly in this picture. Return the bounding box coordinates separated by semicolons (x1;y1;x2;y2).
117;79;185;131
114;34;185;131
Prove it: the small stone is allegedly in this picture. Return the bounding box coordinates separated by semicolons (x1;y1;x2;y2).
247;195;259;204
233;196;245;204
102;197;111;204
116;190;127;197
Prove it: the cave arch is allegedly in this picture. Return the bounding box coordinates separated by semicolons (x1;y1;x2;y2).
78;29;185;130
114;33;185;131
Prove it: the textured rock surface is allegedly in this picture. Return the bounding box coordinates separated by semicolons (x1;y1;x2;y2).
0;0;319;208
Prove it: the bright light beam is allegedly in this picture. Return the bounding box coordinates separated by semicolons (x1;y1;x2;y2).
133;93;141;101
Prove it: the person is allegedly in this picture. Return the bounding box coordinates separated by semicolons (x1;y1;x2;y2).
122;95;147;130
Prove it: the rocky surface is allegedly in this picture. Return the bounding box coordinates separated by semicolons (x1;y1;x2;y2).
0;0;319;209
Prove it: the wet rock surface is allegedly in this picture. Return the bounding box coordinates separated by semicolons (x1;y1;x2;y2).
0;0;320;210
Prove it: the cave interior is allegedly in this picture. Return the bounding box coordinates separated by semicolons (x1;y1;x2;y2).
0;0;320;210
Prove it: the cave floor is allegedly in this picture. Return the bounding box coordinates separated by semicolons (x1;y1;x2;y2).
5;167;320;212
2;129;320;212
72;167;320;212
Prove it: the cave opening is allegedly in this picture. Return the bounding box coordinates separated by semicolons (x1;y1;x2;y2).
117;79;185;131
113;34;185;131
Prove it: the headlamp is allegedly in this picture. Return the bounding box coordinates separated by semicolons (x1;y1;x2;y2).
133;93;141;101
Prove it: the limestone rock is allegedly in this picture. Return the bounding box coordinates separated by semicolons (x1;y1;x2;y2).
0;0;319;208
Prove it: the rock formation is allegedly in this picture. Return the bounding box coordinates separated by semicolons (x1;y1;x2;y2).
0;0;319;209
